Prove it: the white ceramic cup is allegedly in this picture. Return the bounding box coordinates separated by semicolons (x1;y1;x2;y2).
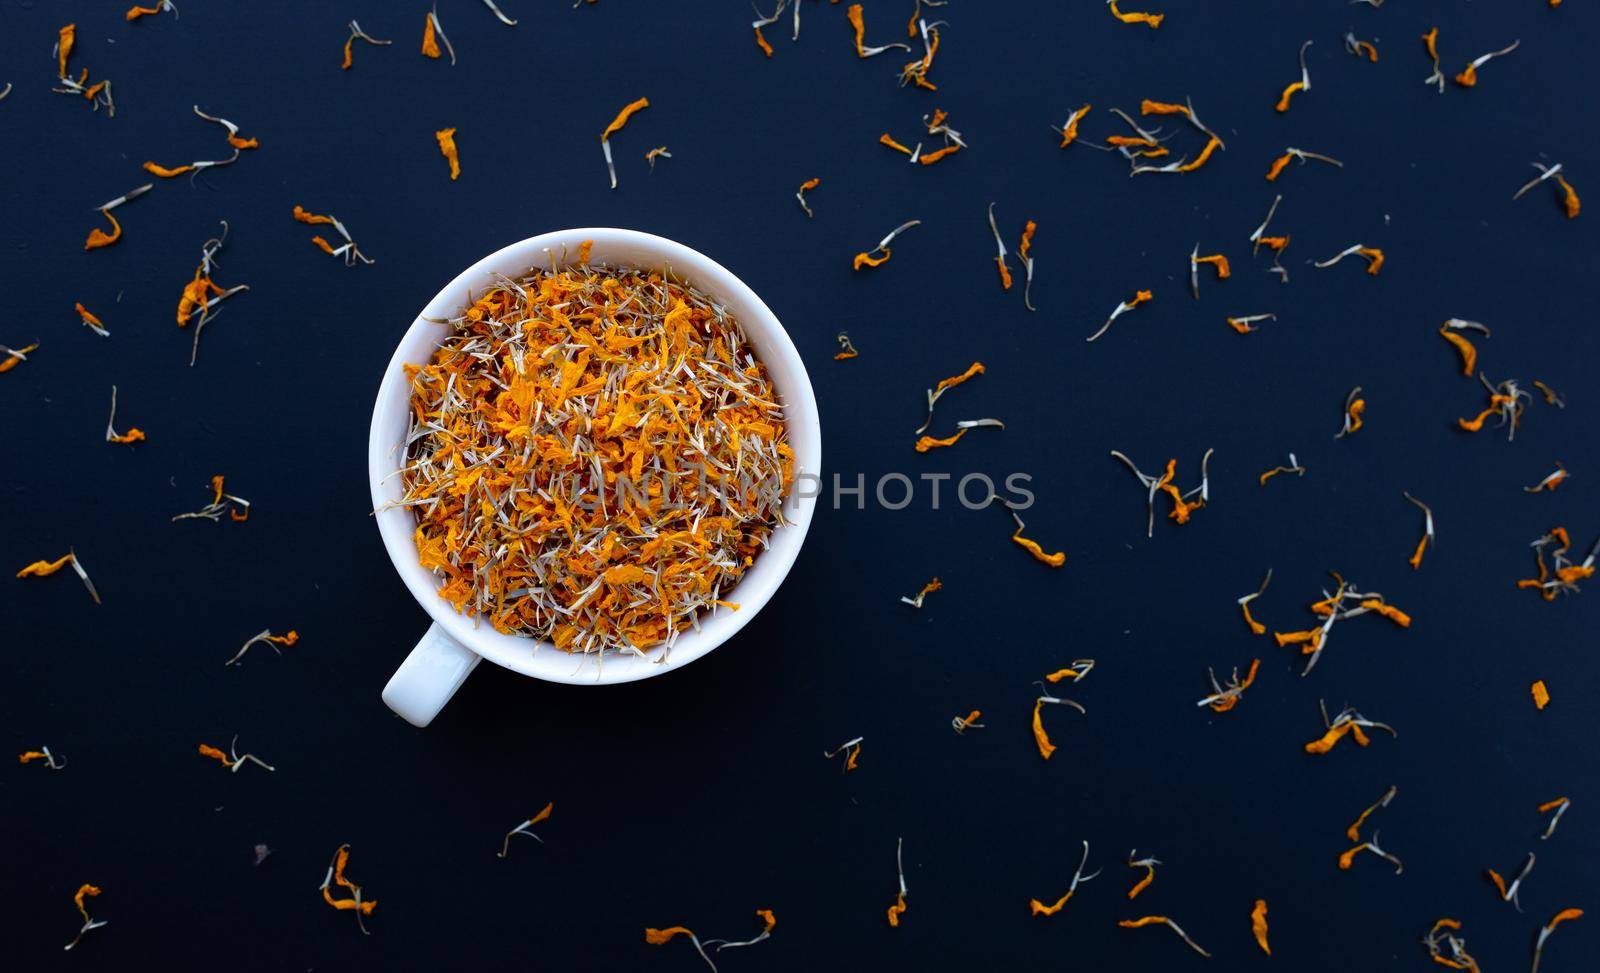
369;228;822;726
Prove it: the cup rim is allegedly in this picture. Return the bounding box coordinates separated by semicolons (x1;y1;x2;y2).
367;227;821;685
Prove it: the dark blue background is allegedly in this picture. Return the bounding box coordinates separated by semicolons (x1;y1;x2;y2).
3;1;1597;969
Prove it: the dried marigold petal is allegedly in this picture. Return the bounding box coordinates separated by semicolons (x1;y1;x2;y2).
75;302;107;335
1043;667;1086;684
1305;722;1351;754
1058;105;1090;147
1140;99;1189;117
1029;891;1073;916
421;14;441;58
58;24;76;77
1128;868;1154;900
1547;908;1584;930
16;554;74;578
293;205;336;225
322;845;377;917
1013;534;1065;568
879;133;913;155
602;97;649;140
321;891;376;915
1032;698;1057;759
143;161;194;178
846;4;869;56
1108;2;1163;29
1241;602;1266;635
1409;534;1429;571
1360;599;1412;627
914;430;966;452
1276;81;1305;112
1486;868;1508;897
1175;136;1222;173
934;362;984;395
1252;900;1270;955
603;564;652;585
435;127;460;180
1459;408;1495;432
85;209;121;250
1344;398;1366;435
198;743;233;766
1439;328;1477;375
1118;915;1211;957
1557;177;1581;218
1240;658;1260;688
0;341;40;374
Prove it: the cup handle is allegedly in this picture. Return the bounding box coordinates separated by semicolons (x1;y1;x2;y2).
382;622;482;727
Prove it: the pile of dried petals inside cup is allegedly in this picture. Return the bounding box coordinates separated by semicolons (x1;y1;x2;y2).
399;247;793;655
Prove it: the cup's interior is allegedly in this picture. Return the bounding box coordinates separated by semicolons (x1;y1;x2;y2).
368;229;821;685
